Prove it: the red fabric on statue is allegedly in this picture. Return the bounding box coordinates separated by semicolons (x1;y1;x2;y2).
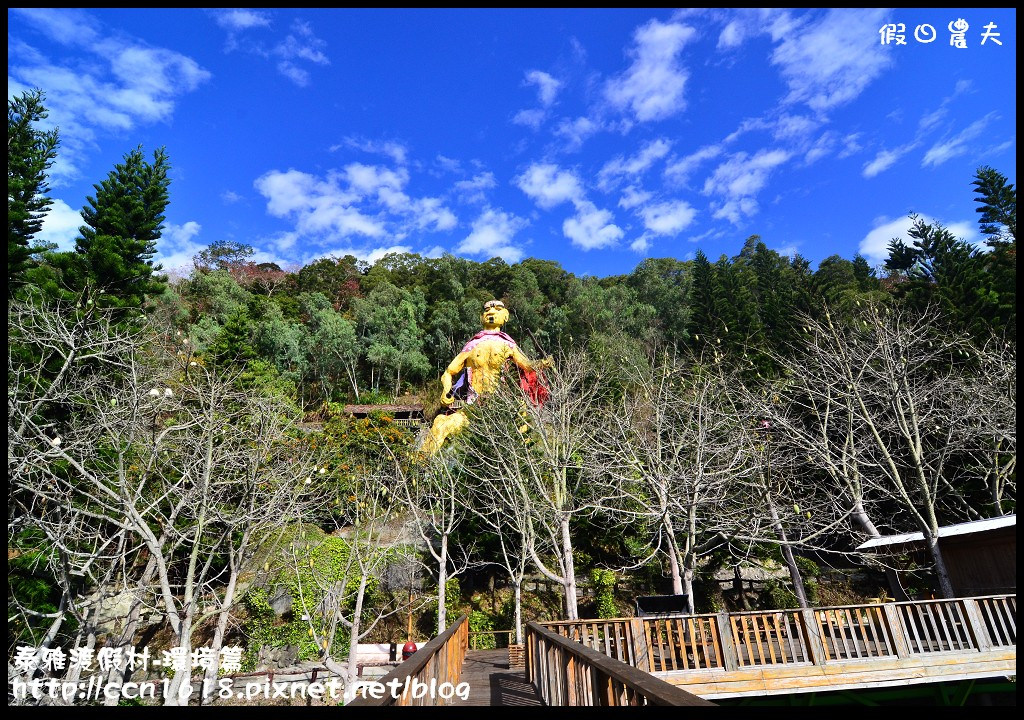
519;368;549;406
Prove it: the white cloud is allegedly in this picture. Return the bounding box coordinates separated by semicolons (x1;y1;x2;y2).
563;202;623;250
605;19;696;122
339;137;408;165
35;198;83;252
717;20;745;49
862;144;917;178
512;109;546;129
155;220;204;272
804;132;835;164
255;168;383;239
457;208;527;262
723;116;772;144
922;112;998;168
221;190;243;204
213;8;272;32
711;197;758;224
771;8;892;111
859;214;982;266
515;163;585;208
598;138;671;190
630;235;652;253
275;21;329;68
344;163;408;197
664;144;722;186
618;185;653;211
435;155;461;173
524;70;562;106
703;149;791;214
639;200;696;235
256;158;456;244
8;12;210;184
11;8;100;46
773;114;819;140
837;133;863;159
553;116;601;152
454;172;497;204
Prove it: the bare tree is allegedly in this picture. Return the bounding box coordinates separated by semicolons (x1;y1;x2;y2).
285;469;415;690
397;456;474;634
9;296;324;705
598;351;748;614
455;351;612;621
772;302;1001;598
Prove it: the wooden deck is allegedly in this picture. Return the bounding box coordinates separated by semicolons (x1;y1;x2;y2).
540;594;1017;701
451;650;543;706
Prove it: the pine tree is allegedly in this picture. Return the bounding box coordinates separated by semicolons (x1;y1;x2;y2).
71;145;170;310
8;88;60;296
972;165;1016;247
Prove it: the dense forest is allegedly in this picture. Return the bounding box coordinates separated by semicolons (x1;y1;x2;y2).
8;88;1016;705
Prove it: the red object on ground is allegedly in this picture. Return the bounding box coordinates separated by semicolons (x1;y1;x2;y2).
402;641;417;660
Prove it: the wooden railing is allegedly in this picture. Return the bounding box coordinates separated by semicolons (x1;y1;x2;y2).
525;621;714;706
541;594;1016;674
348;614;469;706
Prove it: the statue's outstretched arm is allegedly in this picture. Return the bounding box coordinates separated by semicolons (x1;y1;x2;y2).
512;347;553;372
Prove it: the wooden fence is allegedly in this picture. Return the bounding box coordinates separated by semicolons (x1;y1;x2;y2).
541;594;1015;673
525;621;714;706
347;614;469;706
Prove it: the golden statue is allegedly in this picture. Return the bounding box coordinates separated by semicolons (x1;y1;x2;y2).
421;300;552;455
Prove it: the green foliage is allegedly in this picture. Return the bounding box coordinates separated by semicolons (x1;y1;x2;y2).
468;610;496;649
71;145;170;310
760;580;800;610
8;88;60;296
241;527;365;670
972;165;1016;246
590;569;618;619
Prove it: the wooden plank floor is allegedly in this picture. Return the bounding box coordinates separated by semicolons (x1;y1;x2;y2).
451;650;544;706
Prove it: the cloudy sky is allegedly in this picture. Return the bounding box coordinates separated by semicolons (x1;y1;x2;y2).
8;8;1016;277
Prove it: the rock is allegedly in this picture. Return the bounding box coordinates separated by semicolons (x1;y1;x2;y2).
268;588;292;617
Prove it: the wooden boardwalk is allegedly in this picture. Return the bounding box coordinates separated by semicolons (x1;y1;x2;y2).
451;650;543;706
541;594;1016;701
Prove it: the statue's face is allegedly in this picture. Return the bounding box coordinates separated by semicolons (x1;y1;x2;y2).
482;301;509;329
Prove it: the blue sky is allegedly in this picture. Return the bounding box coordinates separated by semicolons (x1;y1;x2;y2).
8;7;1017;279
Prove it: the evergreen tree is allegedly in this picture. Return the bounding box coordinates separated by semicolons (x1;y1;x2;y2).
972;165;1016;247
885;214;995;339
8;88;60;296
971;166;1016;340
69;145;171;310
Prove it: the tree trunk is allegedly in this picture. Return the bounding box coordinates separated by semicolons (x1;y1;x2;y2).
850;500;909;601
682;555;696;615
513;581;523;645
768;499;809;609
200;569;240;705
663;518;684;596
346;575;368;690
926;535;956;599
559;517;578;620
437;534;448;633
162;620;193;706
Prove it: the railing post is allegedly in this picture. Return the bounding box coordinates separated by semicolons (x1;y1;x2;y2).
960;598;993;652
715;612;739;671
799;609;828;665
628;618;652;672
880;603;911;659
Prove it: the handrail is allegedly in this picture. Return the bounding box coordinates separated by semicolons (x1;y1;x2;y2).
540;594;1015;675
347;614;469;706
525;621;714;706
